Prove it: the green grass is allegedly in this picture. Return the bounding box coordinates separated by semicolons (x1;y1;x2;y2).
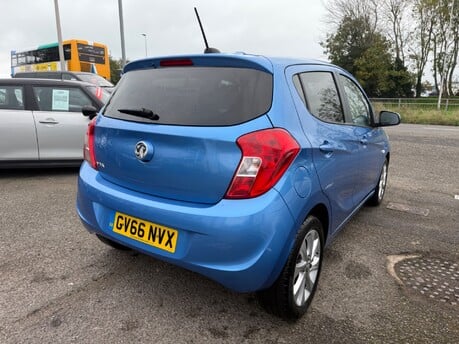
398;108;459;126
372;102;459;126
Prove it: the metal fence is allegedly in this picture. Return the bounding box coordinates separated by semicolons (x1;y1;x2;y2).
370;98;459;111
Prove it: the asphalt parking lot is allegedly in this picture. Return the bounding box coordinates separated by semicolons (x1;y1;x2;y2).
1;123;458;343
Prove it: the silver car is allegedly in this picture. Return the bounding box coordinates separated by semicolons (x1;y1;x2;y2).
13;71;115;93
0;78;109;168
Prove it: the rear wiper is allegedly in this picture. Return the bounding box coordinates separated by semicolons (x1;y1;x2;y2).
118;108;160;120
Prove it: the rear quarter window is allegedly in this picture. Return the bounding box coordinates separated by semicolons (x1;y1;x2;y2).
103;67;273;126
0;86;24;109
86;86;111;104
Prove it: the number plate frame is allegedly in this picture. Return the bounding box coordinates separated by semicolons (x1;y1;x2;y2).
111;212;178;253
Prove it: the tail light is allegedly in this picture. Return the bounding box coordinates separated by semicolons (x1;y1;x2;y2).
225;128;300;199
94;87;103;100
84;118;97;170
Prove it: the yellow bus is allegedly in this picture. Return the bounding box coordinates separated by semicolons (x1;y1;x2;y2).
11;39;110;81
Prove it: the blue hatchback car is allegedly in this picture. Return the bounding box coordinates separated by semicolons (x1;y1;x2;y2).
76;53;400;319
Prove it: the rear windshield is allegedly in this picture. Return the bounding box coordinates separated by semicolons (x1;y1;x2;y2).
76;73;114;87
102;67;273;126
86;86;111;104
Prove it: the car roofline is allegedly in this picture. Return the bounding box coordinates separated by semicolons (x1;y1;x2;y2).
0;78;96;87
122;52;344;75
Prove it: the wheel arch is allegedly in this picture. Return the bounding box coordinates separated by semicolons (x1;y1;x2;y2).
307;203;329;243
258;203;328;319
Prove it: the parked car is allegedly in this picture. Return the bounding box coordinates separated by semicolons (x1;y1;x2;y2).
76;53;400;319
13;71;115;93
0;78;110;168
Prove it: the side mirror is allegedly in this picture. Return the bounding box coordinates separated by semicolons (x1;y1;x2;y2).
377;111;401;127
82;105;98;120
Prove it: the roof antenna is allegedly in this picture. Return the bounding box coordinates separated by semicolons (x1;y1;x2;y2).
194;7;220;53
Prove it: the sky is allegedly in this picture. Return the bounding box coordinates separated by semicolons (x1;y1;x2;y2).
0;0;329;77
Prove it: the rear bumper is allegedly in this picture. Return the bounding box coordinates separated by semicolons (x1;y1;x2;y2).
76;162;298;292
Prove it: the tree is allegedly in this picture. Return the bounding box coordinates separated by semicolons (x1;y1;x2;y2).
354;34;394;97
355;36;414;97
408;0;436;97
389;57;415;97
324;0;459;99
321;16;375;76
109;56;126;84
322;15;414;97
324;0;379;32
430;0;458;96
381;0;411;65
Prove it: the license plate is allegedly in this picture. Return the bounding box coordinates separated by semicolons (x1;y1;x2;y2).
111;212;178;253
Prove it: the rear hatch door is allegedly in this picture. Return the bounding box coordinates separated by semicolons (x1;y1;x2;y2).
95;56;273;204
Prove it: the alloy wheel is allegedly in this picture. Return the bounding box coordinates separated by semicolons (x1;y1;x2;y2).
293;229;321;307
378;162;388;201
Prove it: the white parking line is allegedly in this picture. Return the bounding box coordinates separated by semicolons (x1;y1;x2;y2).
386;202;430;216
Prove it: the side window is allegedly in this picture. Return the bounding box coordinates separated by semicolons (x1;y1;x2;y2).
339;75;371;126
68;88;94;111
62;73;78;81
33;86;93;112
292;75;306;104
298;72;344;123
0;86;24;110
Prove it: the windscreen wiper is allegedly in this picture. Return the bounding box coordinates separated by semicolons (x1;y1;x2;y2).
118;108;160;120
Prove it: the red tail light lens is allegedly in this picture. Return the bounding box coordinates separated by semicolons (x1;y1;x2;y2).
95;87;103;100
225;128;300;199
84;118;97;170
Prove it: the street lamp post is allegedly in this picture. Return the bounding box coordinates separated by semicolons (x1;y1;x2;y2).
53;0;66;71
141;33;148;57
118;0;126;68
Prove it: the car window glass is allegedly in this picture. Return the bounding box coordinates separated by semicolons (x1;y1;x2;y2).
0;86;24;110
86;86;111;104
339;75;371;126
299;72;344;123
62;73;74;80
76;73;114;87
292;75;306;104
33;86;93;112
103;67;273;126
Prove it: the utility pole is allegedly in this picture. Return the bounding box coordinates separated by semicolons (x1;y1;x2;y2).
53;0;66;71
118;0;127;68
141;33;148;57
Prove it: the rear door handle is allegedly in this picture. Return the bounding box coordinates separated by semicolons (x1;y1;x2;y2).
319;141;334;155
360;135;368;145
39;118;59;125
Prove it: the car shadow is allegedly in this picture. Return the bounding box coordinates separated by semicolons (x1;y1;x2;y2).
95;246;281;323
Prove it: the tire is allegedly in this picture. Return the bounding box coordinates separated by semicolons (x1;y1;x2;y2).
367;159;388;206
96;234;131;250
257;216;324;320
